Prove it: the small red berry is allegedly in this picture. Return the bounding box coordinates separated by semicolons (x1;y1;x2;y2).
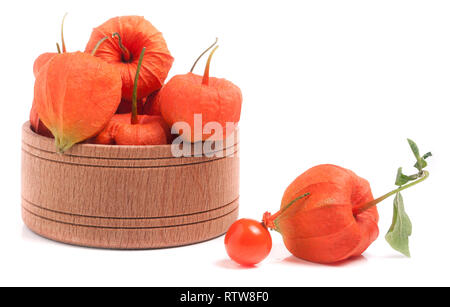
224;218;272;266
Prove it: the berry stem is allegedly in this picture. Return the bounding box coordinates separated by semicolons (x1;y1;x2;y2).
131;47;146;125
263;192;310;230
90;36;109;56
61;13;68;53
353;170;429;216
190;38;218;73
112;32;131;62
202;45;219;86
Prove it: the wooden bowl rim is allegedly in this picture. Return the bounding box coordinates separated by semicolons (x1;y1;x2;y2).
22;121;239;159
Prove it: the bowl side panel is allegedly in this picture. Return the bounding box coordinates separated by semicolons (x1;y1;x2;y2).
21;122;240;248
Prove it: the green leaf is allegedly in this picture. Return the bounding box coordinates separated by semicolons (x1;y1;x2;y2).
395;167;413;186
407;138;421;159
422;152;432;160
414;152;432;170
395;167;421;186
407;139;427;171
413;159;427;170
385;192;412;257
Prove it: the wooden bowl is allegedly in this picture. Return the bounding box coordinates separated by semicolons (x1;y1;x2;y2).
21;122;239;249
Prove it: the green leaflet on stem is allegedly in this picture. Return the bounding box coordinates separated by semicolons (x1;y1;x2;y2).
353;139;431;257
408;138;432;172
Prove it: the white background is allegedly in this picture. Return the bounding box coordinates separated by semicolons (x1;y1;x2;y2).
0;0;449;286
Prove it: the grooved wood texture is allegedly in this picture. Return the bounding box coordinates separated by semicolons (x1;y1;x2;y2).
21;122;240;249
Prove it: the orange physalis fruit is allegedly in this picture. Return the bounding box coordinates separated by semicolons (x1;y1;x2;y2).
94;113;171;145
34;51;122;152
94;47;171;146
113;115;171;145
262;164;379;264
261;141;431;264
159;40;242;142
30;13;68;136
85;16;174;101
